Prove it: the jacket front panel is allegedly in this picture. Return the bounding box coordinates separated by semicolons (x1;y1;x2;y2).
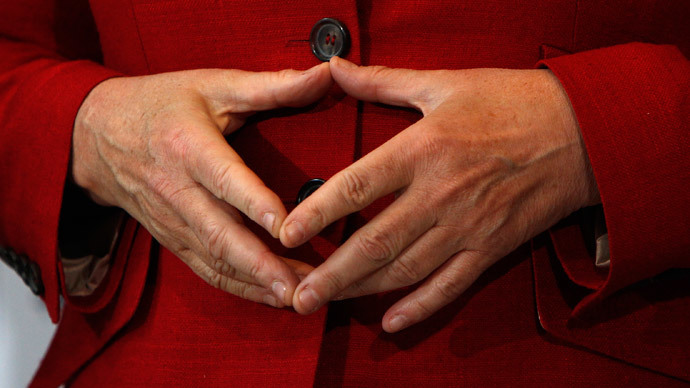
10;0;687;386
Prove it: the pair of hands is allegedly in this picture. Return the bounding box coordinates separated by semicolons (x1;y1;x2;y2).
73;57;599;332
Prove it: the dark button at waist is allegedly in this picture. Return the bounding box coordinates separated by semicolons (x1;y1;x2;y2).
297;178;325;204
0;246;44;296
310;18;350;62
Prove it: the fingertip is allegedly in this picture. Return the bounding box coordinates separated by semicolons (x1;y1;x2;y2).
303;61;332;83
248;186;287;238
256;209;283;239
271;281;290;306
384;314;411;333
292;284;322;315
261;212;277;236
268;261;303;306
279;219;306;248
329;56;358;81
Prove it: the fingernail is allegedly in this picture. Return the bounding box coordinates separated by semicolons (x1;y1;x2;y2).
285;221;305;244
298;287;320;313
272;281;287;304
263;294;280;308
388;315;409;332
262;212;276;234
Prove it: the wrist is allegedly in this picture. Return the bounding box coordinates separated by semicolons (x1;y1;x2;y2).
544;69;601;209
71;78;117;206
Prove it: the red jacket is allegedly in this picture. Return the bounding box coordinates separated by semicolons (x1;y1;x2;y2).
0;0;688;386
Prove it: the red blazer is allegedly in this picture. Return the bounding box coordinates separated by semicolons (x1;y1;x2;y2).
1;0;688;386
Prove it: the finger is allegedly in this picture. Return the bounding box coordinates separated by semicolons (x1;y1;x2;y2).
150;213;260;287
337;226;462;299
140;206;282;305
381;250;491;333
175;225;309;307
183;251;284;308
283;258;314;281
329;56;444;114
279;132;415;247
143;191;283;288
211;62;333;113
169;183;301;305
182;122;287;237
291;192;435;315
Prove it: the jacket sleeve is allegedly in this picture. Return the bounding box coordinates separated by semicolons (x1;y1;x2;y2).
538;42;690;316
0;2;122;322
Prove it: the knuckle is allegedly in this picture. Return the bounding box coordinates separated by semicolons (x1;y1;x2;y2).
356;230;396;266
189;256;242;296
346;279;368;297
209;163;258;216
207;270;223;289
161;184;196;208
368;66;391;85
387;259;421;286
367;65;398;102
245;250;270;281
213;271;247;299
265;69;298;106
432;272;464;301
339;168;371;208
209;161;234;200
277;68;300;85
302;201;329;231
162;125;192;161
212;259;237;279
230;281;251;300
148;174;174;200
413;127;445;161
203;221;232;261
317;267;347;293
239;188;261;218
173;244;193;259
410;297;436;318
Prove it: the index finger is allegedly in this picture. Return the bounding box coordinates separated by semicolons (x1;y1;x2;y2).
174;116;287;237
166;183;302;305
279;135;412;248
291;191;435;314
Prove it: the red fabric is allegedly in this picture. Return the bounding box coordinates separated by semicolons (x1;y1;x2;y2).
0;0;687;386
540;44;690;310
0;44;120;322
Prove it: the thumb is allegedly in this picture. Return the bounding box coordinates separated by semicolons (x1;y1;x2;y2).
329;56;439;114
218;62;333;112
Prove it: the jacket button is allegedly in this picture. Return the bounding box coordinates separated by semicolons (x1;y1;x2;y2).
297;178;325;204
310;18;350;61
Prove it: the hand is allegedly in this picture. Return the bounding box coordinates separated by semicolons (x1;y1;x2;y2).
72;63;332;307
280;57;600;331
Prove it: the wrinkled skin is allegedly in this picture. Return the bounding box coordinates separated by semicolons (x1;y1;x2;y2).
282;57;600;332
72;63;332;307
